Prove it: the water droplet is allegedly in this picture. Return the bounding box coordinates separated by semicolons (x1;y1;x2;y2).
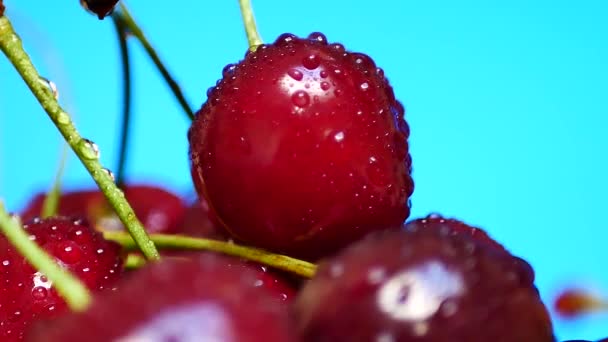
2;260;9;266
222;64;237;77
360;82;370;91
320;81;331;91
102;168;115;182
319;70;329;78
426;213;443;220
32;286;48;300
291;90;310;107
287;69;303;81
329;43;345;52
274;33;297;46
57;241;82;264
308;32;328;44
38;76;59;100
351;53;377;70
334;131;345;142
302;54;321;70
333;68;346;78
80;138;100;160
56;111;70;124
334;89;343;97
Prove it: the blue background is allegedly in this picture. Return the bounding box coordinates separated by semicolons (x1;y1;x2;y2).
1;1;606;339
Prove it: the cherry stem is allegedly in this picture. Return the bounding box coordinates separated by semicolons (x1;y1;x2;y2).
111;13;132;187
114;3;194;121
0;15;160;261
238;0;263;50
124;253;146;269
0;203;92;311
41;144;69;218
104;231;317;278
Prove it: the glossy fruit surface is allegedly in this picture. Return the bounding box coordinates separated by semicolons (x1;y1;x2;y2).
408;215;536;284
189;32;413;258
293;223;554;342
28;254;295;342
80;0;119;19
21;184;186;234
0;217;123;341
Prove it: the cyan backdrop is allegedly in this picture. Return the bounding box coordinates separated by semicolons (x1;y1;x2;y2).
1;1;606;339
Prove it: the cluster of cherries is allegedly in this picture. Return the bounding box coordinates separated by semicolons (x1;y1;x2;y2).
0;1;605;341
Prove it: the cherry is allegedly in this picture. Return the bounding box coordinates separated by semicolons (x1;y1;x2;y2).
27;254;296;341
80;0;119;19
0;216;123;341
21;184;186;234
292;223;554;341
177;199;229;240
189;32;414;259
408;215;536;285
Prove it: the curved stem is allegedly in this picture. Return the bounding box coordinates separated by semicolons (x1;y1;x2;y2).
0;15;160;261
115;3;194;121
111;13;132;187
0;203;91;311
238;0;263;50
41;143;69;218
104;231;317;278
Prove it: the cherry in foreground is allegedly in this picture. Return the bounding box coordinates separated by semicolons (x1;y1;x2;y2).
28;254;295;342
189;32;414;259
293;217;554;342
0;217;123;341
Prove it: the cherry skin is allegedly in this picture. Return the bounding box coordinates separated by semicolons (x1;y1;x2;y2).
189;32;414;259
0;216;123;341
27;254;296;342
21;184;186;234
292;220;554;342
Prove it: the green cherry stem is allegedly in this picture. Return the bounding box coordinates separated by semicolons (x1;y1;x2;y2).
111;13;133;187
104;231;317;278
0;202;92;311
0;15;160;261
41;143;69;218
238;0;263;50
115;3;194;121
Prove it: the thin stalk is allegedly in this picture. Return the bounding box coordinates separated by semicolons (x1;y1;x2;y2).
238;0;263;50
0;202;91;311
111;13;132;187
115;3;194;121
41;143;69;218
0;15;160;260
104;231;317;278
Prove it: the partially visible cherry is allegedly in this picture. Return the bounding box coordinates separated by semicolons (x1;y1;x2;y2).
80;0;119;19
189;32;413;259
27;254;295;342
293;224;554;341
177;199;228;240
407;215;536;284
554;288;608;318
21;184;186;234
0;217;123;341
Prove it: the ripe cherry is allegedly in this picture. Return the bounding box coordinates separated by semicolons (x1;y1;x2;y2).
293;221;554;341
189;33;414;259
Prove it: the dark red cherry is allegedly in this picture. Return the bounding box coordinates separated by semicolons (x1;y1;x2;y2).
27;254;295;342
80;0;119;19
293;225;554;341
189;33;413;259
21;184;186;234
0;217;123;341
